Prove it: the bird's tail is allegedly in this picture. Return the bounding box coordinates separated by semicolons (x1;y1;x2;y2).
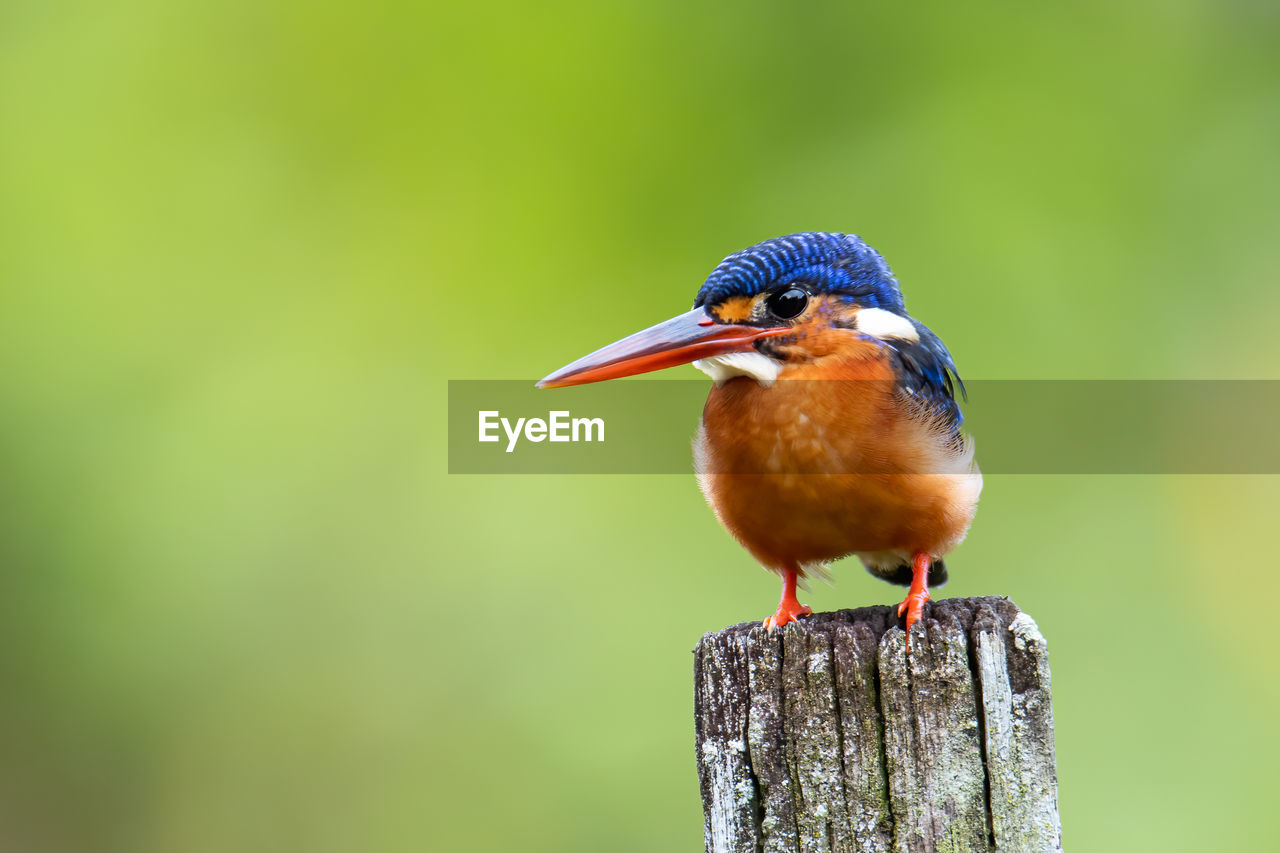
865;558;948;587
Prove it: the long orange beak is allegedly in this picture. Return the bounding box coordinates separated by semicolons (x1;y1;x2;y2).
537;307;787;389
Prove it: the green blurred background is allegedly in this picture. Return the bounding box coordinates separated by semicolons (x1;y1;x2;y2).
2;1;1278;850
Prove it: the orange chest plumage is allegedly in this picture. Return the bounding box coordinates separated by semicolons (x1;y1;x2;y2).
694;346;980;575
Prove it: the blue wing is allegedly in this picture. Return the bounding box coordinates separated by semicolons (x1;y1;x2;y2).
885;319;965;433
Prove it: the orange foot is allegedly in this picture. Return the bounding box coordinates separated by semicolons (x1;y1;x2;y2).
763;565;812;630
896;551;933;652
764;599;812;630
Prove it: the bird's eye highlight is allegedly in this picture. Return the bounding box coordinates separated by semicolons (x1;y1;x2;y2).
765;287;809;320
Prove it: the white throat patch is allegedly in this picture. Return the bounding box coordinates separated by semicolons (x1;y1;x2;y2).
692;351;781;386
855;307;920;343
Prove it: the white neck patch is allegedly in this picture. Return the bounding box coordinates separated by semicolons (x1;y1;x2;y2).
854;307;920;343
692;351;781;386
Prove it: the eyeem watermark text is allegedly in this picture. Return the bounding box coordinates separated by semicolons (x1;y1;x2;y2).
478;410;605;452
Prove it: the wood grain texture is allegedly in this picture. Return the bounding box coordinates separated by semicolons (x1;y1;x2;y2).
694;597;1062;853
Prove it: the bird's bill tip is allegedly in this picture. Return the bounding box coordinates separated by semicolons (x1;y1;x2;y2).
537;307;786;389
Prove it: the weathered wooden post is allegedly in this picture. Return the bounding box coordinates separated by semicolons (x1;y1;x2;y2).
694;596;1061;853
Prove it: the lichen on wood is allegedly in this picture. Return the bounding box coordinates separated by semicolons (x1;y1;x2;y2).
693;597;1062;853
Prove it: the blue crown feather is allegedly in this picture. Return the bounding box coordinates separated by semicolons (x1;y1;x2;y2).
693;232;906;313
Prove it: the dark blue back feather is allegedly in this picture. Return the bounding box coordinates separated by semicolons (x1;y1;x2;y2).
884;320;966;432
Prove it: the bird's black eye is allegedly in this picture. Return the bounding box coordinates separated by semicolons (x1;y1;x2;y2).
765;287;809;320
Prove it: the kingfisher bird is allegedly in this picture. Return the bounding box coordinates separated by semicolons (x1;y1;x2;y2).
537;233;981;645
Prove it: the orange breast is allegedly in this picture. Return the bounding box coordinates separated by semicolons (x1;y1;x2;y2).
694;348;980;574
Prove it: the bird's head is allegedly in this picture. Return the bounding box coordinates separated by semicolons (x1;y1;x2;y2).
537;232;923;388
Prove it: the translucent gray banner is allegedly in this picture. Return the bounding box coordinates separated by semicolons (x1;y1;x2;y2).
448;380;1280;474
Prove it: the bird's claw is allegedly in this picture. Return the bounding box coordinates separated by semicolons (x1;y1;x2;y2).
897;588;930;650
763;603;812;631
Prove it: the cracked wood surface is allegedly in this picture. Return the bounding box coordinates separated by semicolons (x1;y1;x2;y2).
694;597;1061;853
